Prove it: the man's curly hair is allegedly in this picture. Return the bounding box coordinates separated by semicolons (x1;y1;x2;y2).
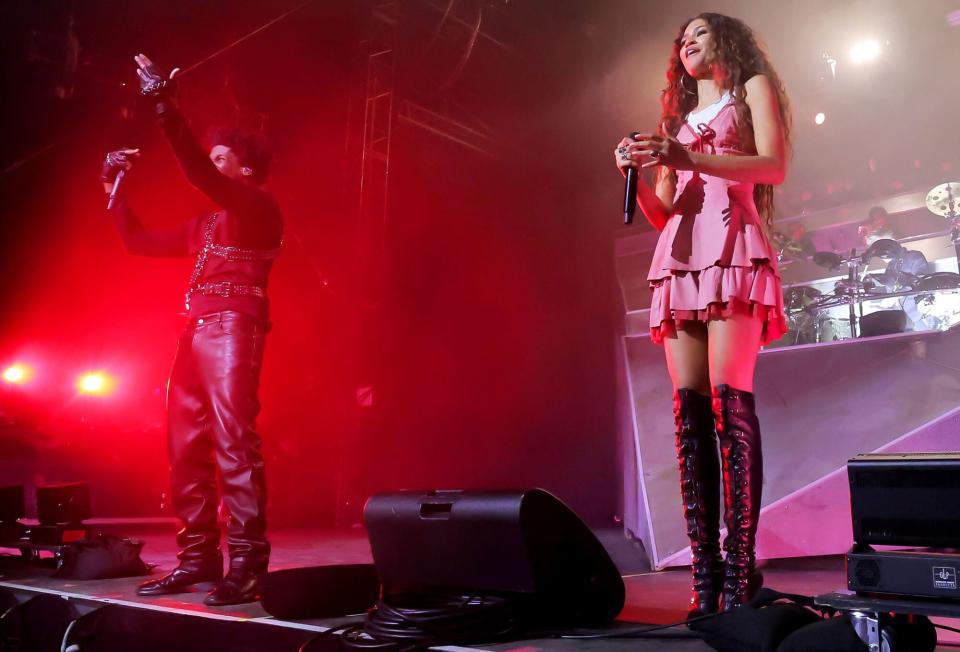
207;127;272;184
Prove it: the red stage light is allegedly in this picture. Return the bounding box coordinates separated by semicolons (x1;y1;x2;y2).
77;371;115;396
2;364;31;384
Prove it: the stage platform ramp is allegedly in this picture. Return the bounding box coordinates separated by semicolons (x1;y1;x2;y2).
620;324;960;570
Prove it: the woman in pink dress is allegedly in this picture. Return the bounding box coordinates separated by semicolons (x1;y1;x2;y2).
614;13;791;615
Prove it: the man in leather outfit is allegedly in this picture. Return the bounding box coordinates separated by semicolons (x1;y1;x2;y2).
102;54;281;606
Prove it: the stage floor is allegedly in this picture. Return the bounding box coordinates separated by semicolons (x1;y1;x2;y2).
2;528;958;650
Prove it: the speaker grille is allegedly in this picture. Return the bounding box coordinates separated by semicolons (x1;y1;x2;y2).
854;559;881;588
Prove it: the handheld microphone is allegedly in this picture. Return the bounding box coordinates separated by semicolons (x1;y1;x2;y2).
623;131;641;225
106;169;125;211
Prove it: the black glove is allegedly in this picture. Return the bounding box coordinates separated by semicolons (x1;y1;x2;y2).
135;54;177;98
100;150;137;183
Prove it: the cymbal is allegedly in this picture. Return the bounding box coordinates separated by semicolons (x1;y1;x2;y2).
915;271;960;291
925;182;960;218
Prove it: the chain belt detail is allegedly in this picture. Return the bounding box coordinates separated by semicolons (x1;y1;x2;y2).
209;243;282;262
184;212;279;310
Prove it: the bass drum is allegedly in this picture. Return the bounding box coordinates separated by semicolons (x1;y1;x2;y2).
784;311;818;344
914;273;960;330
817;317;852;342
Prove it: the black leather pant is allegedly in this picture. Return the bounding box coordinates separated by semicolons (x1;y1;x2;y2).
167;311;269;570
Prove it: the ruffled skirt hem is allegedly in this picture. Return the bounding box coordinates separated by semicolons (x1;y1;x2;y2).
648;263;787;346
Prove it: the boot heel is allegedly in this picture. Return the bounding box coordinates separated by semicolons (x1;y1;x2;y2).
713;384;764;611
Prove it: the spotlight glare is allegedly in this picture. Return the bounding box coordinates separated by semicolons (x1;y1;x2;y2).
77;372;113;396
815;112;826;125
3;365;30;384
849;39;881;64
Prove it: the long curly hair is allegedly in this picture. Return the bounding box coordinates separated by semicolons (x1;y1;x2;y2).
659;13;791;227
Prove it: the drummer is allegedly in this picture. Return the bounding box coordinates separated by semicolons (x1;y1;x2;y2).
857;206;899;246
859;205;930;279
858;206;936;329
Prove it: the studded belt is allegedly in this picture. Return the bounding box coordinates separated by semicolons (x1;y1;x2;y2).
195;281;266;299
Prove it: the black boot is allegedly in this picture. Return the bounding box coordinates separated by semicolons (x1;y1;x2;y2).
137;554;223;597
204;557;267;606
674;388;723;619
713;384;764;611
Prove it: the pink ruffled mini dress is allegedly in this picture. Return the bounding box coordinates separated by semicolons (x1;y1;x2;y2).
647;96;787;345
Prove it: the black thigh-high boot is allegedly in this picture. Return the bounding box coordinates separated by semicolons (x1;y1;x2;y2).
674;388;723;618
712;384;764;611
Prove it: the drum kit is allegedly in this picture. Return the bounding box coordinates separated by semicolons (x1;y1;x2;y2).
773;182;960;345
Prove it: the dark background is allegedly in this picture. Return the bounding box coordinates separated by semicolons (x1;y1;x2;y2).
1;0;958;528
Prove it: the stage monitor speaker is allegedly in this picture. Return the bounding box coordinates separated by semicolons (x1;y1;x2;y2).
364;489;625;623
0;486;25;522
859;310;906;337
36;482;91;526
848;453;960;547
261;564;380;620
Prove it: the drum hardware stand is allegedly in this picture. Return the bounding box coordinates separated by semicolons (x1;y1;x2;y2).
844;249;863;339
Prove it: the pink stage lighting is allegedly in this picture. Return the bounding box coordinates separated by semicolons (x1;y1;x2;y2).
2;364;32;384
77;371;115;396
